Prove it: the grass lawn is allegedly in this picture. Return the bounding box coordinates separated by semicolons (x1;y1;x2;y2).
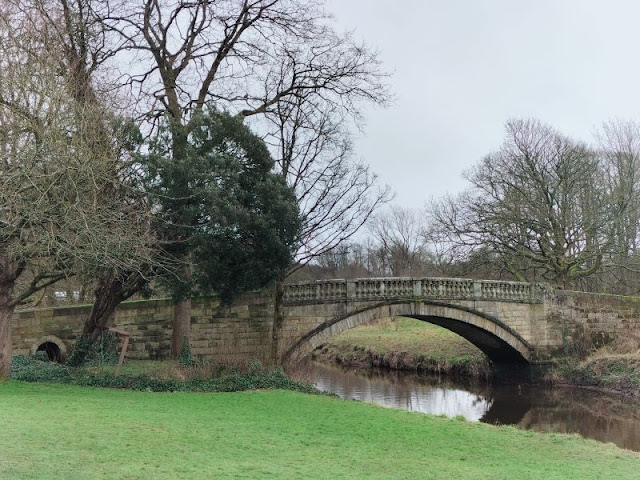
327;317;485;358
1;381;639;479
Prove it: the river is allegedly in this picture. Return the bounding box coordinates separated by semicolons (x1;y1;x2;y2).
292;361;640;452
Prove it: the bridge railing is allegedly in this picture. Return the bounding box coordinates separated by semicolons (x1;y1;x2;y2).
283;277;544;303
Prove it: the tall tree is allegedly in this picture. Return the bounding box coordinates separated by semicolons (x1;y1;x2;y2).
257;63;392;269
4;0;159;366
594;120;640;292
0;4;153;377
429;119;618;289
143;108;300;353
96;0;390;355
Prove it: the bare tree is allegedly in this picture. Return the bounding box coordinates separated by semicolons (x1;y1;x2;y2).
429;119;618;289
252;45;392;269
369;206;430;276
0;4;154;377
4;0;161;366
93;0;391;356
592;119;640;293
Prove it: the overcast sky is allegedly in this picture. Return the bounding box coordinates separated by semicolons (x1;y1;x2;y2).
326;0;640;209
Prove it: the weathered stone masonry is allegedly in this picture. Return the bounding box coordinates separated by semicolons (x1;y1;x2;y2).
12;277;640;365
13;294;275;364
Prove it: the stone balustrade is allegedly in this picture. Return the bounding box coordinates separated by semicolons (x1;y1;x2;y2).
283;277;544;304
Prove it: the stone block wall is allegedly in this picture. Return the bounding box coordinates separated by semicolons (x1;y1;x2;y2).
13;293;275;365
545;291;640;351
278;300;347;359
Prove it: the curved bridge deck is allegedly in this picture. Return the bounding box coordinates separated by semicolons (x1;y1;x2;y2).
281;278;545;364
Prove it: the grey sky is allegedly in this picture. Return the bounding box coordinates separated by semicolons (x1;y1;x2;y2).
326;1;640;208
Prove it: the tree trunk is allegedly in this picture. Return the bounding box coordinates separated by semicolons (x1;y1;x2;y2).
67;271;145;366
271;278;285;365
0;303;14;380
83;281;123;343
0;276;16;379
171;298;191;357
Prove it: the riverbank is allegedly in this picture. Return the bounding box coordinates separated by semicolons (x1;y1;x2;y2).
545;353;640;396
1;381;639;479
313;317;492;378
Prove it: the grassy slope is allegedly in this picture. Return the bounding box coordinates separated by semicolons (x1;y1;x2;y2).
1;381;638;479
545;327;640;394
548;353;640;394
316;317;489;375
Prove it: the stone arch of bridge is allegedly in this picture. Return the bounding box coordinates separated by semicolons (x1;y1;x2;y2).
282;301;532;365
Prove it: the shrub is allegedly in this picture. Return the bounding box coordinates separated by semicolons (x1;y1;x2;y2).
10;356;322;395
89;331;120;366
178;337;196;367
33;351;49;362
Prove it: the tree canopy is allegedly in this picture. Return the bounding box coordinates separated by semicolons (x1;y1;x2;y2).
429;119;621;289
144;108;301;303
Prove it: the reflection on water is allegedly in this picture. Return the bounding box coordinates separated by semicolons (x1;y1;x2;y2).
310;363;494;421
294;361;640;451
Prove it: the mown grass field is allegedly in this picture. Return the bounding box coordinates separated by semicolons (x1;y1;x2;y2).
326;317;484;357
1;381;639;479
315;317;490;375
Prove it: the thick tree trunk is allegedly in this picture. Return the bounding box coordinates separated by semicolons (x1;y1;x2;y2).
68;271;145;366
0;276;16;379
0;303;15;380
171;298;191;358
83;282;123;343
271;278;285;365
168;126;193;359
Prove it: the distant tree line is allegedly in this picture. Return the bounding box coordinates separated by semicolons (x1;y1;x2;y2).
296;119;640;296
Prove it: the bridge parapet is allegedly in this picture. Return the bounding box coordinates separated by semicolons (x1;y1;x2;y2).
283;277;544;304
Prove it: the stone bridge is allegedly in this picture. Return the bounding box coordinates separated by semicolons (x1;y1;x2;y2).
279;278;546;364
12;277;640;366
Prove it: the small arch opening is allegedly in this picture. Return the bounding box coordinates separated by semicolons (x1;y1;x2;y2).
36;342;62;363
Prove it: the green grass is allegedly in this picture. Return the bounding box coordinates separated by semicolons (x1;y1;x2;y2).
316;317;489;375
0;381;638;479
329;317;484;357
86;359;201;379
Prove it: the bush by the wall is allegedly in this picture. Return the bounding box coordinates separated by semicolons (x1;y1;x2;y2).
10;355;321;395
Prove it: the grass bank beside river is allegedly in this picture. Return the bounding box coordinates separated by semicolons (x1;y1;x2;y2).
546;353;640;396
313;317;492;378
1;381;639;479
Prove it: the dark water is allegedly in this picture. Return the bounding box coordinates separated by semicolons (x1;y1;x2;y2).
293;361;640;452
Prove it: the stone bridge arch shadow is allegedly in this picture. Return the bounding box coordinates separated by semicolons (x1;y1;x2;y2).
282;301;533;367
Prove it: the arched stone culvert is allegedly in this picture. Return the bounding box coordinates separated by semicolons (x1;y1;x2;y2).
30;336;68;363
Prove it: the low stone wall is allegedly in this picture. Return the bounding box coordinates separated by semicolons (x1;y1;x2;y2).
13;293;275;364
545;291;640;350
